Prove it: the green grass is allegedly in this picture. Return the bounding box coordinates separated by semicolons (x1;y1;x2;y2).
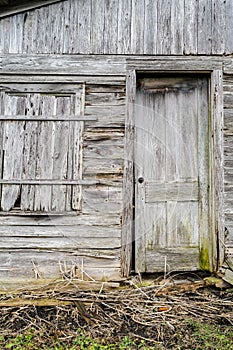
183;320;233;350
1;321;233;350
0;330;155;350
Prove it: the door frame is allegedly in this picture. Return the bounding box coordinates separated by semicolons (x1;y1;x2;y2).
122;58;224;276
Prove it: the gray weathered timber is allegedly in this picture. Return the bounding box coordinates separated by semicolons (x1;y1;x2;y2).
131;0;145;54
197;0;212;54
144;0;157;54
0;54;127;75
0;76;125;282
146;248;199;272
225;0;233;54
0;0;232;285
212;0;225;54
211;70;224;269
224;72;233;266
0;0;232;55
121;70;135;276
184;0;198;54
145;182;198;203
134;75;209;273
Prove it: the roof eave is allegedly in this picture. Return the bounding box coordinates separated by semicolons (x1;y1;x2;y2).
0;0;66;19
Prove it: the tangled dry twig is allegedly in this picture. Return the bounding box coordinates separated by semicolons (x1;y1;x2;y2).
0;273;232;348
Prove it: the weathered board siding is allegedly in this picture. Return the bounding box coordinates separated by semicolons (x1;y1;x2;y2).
0;0;232;55
0;79;126;281
224;74;233;263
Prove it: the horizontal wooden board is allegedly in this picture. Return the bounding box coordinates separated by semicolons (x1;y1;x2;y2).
83;158;123;175
0;213;121;226
0;54;126;74
0;235;121;249
0;75;126;85
224;92;233;109
128;57;223;71
145;181;198;202
84;138;124;160
85;92;125;106
224;109;233;132
84;105;125;128
82;186;122;214
0;225;121;238
146;247;199;272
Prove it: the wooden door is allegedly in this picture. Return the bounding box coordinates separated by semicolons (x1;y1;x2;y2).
134;75;209;272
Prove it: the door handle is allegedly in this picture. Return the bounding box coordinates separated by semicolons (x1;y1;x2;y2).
138;177;144;184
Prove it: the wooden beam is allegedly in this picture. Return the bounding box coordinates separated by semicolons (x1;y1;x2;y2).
0;0;67;19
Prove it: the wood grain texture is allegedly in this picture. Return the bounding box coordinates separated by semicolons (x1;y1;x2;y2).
211;0;225;54
0;0;231;55
211;70;224;269
131;0;145;54
225;0;233;54
197;0;212;54
134;75;209;273
144;0;157;54
121;70;135;276
0;79;126;282
184;0;198;54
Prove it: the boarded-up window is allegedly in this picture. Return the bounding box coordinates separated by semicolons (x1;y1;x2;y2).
0;83;85;213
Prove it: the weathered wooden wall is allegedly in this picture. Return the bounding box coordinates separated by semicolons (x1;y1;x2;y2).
0;74;126;282
1;0;233;282
0;0;232;55
224;71;233;263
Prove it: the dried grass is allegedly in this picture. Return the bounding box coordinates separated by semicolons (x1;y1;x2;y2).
0;273;232;348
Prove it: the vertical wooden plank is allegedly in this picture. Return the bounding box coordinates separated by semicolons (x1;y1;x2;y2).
50;2;65;53
91;0;105;54
9;14;24;53
24;10;38;54
211;70;224;270
165;92;179;182
51;96;70;212
134;88;167;273
104;0;118;54
225;0;233;54
1;18;10;53
131;0;145;54
1;95;25;211
0;92;4;202
212;0;225;54
71;87;84;211
197;0;212;54
22;12;33;54
137;89;167;272
197;77;210;270
144;0;157;54
21;94;40;211
184;0;198;54
117;0;132;54
165;82;199;258
76;0;91;54
170;0;184;54
156;0;172;54
63;0;74;53
34;96;55;211
35;7;45;54
0;19;4;53
122;69;135;276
